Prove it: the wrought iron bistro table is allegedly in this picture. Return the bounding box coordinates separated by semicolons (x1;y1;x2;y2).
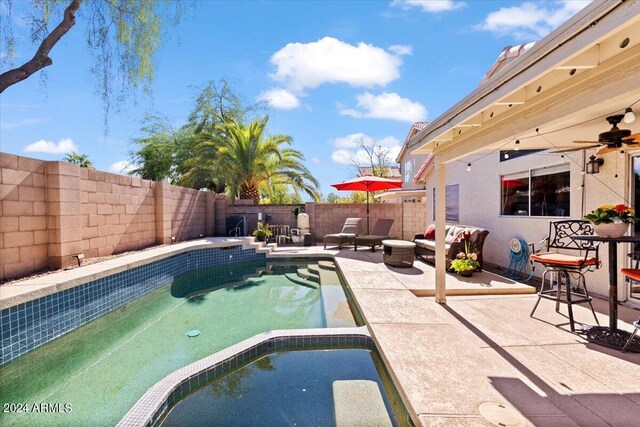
571;234;640;352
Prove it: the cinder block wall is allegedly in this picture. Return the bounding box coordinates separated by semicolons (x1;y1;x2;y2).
0;155;49;278
1;153;215;280
170;186;208;241
80;169;156;258
213;200;424;242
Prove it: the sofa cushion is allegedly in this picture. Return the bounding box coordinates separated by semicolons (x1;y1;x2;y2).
414;239;451;252
424;224;436;240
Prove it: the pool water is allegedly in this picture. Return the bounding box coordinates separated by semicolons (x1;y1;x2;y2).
162;349;410;427
0;262;356;426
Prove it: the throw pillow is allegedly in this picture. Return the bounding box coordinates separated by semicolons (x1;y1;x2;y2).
424;224;436;240
445;229;465;244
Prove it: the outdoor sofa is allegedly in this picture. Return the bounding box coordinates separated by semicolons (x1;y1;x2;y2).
413;224;489;271
323;218;362;249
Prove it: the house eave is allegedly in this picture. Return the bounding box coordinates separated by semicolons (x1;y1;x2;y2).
408;0;638;157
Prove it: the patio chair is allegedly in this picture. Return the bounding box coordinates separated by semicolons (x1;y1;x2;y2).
323;218;362;249
620;269;640;352
529;220;600;332
354;219;395;252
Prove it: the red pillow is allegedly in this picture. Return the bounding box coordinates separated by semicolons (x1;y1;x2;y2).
424;224;436;240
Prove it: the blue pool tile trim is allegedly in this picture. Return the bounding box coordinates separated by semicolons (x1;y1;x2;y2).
0;246;269;365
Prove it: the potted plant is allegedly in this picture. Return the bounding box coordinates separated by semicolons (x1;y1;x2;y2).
450;239;480;277
252;221;272;242
583;204;636;238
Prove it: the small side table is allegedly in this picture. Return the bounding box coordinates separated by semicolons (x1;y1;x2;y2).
382;240;416;268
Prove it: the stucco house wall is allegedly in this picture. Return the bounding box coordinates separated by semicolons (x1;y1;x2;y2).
421;148;631;299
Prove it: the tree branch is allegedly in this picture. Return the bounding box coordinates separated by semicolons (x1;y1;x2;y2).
0;0;82;93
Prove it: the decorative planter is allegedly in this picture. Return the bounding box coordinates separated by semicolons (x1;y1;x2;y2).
593;222;629;238
459;270;474;277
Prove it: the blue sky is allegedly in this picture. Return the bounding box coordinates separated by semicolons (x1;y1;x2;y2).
0;0;591;197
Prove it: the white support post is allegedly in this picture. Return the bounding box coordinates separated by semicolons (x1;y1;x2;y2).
434;157;447;304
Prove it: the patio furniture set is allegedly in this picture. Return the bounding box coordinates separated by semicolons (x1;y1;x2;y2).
322;217;640;353
323;218;396;252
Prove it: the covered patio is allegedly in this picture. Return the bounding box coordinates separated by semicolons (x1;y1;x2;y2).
406;1;640;306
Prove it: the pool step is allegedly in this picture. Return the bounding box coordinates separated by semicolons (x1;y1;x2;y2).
307;264;322;276
318;260;336;271
284;273;320;289
332;380;392;427
297;268;320;283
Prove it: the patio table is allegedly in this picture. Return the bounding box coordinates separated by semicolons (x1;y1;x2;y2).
571;235;640;352
382;240;415;268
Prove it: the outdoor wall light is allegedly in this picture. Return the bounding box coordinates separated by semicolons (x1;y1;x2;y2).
586;155;604;174
514;139;520;151
624;107;636;124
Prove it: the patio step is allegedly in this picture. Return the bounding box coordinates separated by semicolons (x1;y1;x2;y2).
284;273;320;289
297;268;320;283
318;260;336;271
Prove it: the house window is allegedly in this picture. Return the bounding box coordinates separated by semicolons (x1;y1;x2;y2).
404;159;415;183
501;164;570;217
432;184;459;221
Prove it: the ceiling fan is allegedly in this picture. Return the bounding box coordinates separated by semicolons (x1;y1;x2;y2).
554;114;640;155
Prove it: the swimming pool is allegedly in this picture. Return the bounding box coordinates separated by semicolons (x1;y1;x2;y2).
0;255;358;426
161;348;411;427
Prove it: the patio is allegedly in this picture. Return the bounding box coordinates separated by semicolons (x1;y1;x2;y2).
270;244;640;426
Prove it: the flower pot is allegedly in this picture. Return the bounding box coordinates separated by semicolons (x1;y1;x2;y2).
459;270;473;277
593;222;629;238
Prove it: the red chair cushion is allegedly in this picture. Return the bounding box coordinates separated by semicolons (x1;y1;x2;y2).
621;268;640;282
424;224;436;240
530;253;598;267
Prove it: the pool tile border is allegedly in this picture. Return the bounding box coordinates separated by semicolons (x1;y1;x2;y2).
0;238;261;311
0;240;334;366
117;326;372;427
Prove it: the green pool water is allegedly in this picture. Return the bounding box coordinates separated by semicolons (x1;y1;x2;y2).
0;262;356;426
162;349;410;427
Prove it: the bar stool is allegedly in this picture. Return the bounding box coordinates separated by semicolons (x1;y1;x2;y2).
530;220;600;331
620;269;640;352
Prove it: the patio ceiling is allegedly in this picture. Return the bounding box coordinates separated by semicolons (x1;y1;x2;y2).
410;1;640;164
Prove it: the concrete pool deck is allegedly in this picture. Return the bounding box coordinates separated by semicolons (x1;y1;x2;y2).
304;245;640;427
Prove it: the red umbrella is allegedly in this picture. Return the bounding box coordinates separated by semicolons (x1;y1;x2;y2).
331;175;403;234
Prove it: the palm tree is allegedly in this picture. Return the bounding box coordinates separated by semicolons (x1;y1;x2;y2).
184;116;319;204
63;152;93;168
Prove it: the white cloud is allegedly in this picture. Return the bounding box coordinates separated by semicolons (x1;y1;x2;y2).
331;133;368;149
330;134;402;165
269;37;405;92
311;157;322;164
391;0;465;13
388;44;413;56
24;138;77;154
339;92;427;123
478;1;591;39
256;88;301;110
331;149;356;165
109;160;136;175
